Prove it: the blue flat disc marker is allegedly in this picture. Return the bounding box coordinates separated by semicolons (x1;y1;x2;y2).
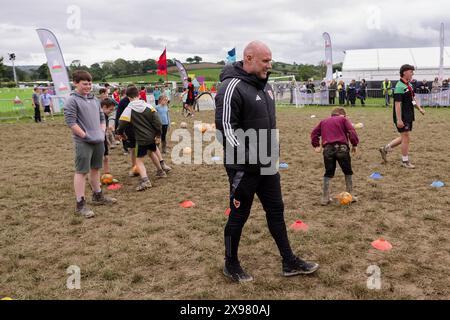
370;172;383;180
279;162;289;169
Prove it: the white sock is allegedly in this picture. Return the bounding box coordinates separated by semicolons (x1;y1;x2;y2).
402;156;409;162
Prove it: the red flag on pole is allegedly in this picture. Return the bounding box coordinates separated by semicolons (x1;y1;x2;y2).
157;48;167;75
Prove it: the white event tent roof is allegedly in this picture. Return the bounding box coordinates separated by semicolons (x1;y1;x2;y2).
342;47;450;81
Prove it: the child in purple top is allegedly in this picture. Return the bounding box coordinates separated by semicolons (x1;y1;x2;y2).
311;107;359;205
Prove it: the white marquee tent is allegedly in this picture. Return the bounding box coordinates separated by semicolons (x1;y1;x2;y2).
342;47;450;81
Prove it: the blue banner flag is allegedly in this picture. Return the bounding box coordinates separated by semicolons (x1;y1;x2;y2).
226;48;236;64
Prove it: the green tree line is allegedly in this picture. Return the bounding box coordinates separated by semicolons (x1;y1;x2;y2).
0;55;343;84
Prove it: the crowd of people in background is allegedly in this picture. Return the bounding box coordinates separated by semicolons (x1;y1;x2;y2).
383;76;450;106
294;76;450;107
296;78;368;106
403;76;450;94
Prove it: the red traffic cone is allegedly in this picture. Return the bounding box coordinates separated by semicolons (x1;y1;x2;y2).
371;238;393;251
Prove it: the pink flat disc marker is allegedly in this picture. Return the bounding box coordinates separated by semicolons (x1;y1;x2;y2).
107;183;122;191
371;238;393;251
180;200;195;208
290;220;309;232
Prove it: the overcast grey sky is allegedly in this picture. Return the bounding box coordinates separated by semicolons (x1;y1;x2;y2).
1;0;450;66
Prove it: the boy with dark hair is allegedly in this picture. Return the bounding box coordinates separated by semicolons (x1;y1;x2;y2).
98;88;107;99
112;87;120;104
104;83;111;96
311;107;359;205
115;84;138;171
379;64;425;168
32;87;42;123
64;70;117;218
153;85;161;106
139;86;147;102
116;86;171;191
100;98;116;174
184;77;195;117
98;88;116;149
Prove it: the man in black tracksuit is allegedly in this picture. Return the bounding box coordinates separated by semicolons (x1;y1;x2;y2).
215;41;319;283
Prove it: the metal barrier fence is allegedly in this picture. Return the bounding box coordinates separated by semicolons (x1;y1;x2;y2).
0;98;33;120
3;87;448;121
415;90;450;107
0;92;195;121
298;90;330;106
155;86;450;107
277;87;450;107
271;82;300;105
0;96;68;121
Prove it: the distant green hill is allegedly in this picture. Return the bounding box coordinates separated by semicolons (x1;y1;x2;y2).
106;68;224;83
108;69;291;83
106;73;181;83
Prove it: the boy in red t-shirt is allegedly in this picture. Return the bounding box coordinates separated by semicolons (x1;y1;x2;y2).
112;88;120;103
139;86;147;102
183;77;195;117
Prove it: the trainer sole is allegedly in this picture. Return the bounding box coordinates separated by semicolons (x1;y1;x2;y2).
282;264;320;277
223;267;254;283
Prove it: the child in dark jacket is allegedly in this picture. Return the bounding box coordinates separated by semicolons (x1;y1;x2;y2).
311;107;359;205
116;86;171;191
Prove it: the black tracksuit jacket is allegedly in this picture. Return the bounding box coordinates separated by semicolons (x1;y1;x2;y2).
215;61;279;173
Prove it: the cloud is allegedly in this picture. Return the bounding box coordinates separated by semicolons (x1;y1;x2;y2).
1;0;449;67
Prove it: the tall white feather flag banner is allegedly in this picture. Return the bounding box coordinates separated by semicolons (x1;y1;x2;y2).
439;23;445;81
36;28;71;112
322;32;333;82
174;59;189;89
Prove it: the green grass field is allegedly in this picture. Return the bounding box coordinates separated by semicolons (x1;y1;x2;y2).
0;88;35;119
0;87;33;99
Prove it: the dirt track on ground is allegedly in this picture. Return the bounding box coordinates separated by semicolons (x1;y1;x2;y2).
0;106;449;299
